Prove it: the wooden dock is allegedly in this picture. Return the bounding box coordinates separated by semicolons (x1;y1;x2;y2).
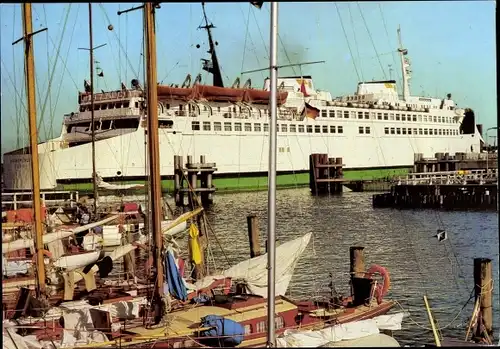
173;155;217;207
309;154;345;195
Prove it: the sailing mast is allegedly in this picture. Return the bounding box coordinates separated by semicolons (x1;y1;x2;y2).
267;2;278;347
14;3;47;297
144;1;164;324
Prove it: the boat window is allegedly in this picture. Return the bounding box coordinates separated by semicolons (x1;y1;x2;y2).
307;125;313;133
159;120;173;129
423;116;428;122
298;125;305;133
350;111;356;118
329;110;335;118
135;101;139;108
419;128;423;135
314;125;321;133
402;115;407;122
281;124;288;132
290;124;296;132
224;122;232;131
244;324;252;335
434;129;438;135
191;121;200;131
264;123;269;132
123;101;130;108
383;113;388;120
234;122;242;131
396;128;401;135
413;128;417;134
377;113;382;120
203;121;211;131
337;126;343;133
214;122;222;131
79;106;85;112
322;125;328;133
321;110;327;118
433;116;437;122
408;128;412;135
358;111;363;119
395;114;400;121
343;111;349;118
179;104;184;111
390;127;395;134
336;110;342;118
254;123;261;132
384;127;389;134
330;125;336;133
424;128;428;135
402;128;407;135
390;113;395;121
166;103;170;109
439;129;442;135
245;123;252;131
364;112;369;119
358;126;364;134
101;120;112;130
412;115;417;122
112;119;139;129
365;126;370;134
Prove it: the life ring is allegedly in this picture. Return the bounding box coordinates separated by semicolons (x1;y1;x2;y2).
364;264;390;305
31;249;53;264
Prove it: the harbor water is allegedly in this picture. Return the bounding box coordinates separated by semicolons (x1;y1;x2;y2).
108;187;498;346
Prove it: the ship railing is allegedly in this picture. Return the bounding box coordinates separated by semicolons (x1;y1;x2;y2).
2;190;80;210
397;169;498;186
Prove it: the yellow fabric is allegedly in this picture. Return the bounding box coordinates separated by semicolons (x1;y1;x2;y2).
188;224;202;265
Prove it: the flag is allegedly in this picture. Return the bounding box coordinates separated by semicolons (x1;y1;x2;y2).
250;1;263;9
300;80;310;97
302;102;319;120
435;229;447;242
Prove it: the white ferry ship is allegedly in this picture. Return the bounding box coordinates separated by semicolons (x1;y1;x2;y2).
2;12;483;192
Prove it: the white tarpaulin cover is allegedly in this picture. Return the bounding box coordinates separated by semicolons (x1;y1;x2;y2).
189;233;312;297
276;312;406;348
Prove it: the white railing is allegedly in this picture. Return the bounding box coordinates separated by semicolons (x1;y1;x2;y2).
397;169;498;186
1;190;79;210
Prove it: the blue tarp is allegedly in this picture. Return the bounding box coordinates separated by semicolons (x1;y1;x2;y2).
200;315;244;347
164;250;187;301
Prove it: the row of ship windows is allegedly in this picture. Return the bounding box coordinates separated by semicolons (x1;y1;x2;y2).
383;127;459;136
191;121;345;134
320;109;456;123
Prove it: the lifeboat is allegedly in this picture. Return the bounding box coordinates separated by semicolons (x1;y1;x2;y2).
157;85;196;100
245;89;288;104
195;85;247;102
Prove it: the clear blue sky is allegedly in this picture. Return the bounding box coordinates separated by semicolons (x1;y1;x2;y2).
0;1;496;156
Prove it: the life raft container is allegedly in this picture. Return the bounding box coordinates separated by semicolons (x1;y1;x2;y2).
365;264;391;305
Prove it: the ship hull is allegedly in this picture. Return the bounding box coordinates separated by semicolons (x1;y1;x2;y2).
2;118;480;192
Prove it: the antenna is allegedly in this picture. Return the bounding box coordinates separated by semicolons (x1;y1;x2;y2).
241;60;325;75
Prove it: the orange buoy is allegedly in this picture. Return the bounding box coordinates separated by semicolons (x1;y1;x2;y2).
365;264;391;304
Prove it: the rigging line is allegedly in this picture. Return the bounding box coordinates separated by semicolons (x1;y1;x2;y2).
118;4;121;82
239;4;251;78
356;2;387;79
250;5;269;60
237;6;265;81
35;4;72;138
98;3;138;79
12;5;21;149
334;3;361;82
378;3;401;91
347;3;364;81
43;4;54;140
263;4;297;75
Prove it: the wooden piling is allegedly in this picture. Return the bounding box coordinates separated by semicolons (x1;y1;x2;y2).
473;258;493;341
349;246;365;279
247;215;261;258
174;155;217;207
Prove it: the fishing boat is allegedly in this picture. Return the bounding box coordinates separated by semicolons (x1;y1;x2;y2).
1;3;484;193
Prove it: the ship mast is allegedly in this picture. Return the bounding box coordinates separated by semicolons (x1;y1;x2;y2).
199;2;224;87
14;3;47;297
267;2;278;347
397;25;411;101
144;1;165;324
88;4;98;216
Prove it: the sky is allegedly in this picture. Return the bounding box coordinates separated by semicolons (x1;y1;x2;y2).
0;1;497;156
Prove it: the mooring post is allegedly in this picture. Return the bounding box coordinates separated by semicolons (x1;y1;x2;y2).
247;215;261;258
349;246;365;279
473;258;493;341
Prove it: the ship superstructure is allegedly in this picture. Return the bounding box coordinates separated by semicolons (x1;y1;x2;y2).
2;13;482;190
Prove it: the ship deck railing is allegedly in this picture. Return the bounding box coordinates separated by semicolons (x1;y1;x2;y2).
1;190;79;210
396;169;498;186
